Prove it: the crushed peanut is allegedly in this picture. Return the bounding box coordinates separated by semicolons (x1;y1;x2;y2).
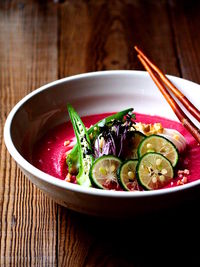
184;169;190;175
176;169;189;186
154;123;163;133
135;122;163;135
64;140;70;146
182;176;188;183
143;124;150;133
65;173;72;182
135;122;144;132
177;176;188;186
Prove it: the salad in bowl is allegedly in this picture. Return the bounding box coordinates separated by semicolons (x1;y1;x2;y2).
33;104;198;193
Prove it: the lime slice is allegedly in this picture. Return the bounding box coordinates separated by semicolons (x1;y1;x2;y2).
136;152;174;190
138;134;179;167
117;160;139;191
89;155;121;189
125;131;146;159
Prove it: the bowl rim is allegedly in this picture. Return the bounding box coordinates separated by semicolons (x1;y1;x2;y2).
4;70;200;198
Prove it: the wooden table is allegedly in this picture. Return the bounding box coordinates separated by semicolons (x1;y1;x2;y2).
1;1;200;266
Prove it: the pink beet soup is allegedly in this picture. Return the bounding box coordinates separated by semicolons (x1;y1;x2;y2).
32;113;200;190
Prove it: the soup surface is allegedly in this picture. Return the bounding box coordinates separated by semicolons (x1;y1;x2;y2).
32;113;200;189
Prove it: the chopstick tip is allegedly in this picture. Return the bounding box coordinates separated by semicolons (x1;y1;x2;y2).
135;45;141;53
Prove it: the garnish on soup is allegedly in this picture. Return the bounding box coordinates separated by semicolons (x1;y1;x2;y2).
33;105;200;191
65;104;188;191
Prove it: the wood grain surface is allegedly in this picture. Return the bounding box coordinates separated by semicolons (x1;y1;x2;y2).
1;0;200;266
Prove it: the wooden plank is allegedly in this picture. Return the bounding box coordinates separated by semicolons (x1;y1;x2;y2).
169;0;200;83
58;0;179;78
57;1;179;266
86;0;180;75
58;0;91;77
0;1;58;266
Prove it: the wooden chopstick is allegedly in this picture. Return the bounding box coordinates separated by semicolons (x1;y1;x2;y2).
136;53;200;144
135;45;200;123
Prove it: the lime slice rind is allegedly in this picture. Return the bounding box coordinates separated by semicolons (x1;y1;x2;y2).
138;134;179;167
89;155;121;190
117;159;139;191
136;152;174;190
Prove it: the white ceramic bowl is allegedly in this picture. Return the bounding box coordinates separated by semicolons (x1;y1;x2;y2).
4;71;200;217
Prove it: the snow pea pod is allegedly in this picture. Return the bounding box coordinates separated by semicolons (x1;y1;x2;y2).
67;104;93;186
